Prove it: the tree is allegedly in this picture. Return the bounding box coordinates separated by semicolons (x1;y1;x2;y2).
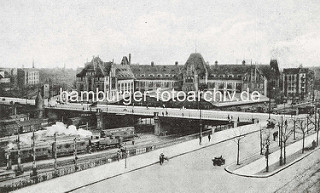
260;124;272;171
296;118;313;153
232;127;246;165
279;119;292;165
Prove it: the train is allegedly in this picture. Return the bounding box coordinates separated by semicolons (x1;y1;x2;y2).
3;127;135;164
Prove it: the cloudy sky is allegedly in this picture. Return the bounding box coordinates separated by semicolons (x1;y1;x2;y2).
0;0;320;69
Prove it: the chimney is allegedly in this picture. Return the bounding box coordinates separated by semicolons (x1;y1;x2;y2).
215;61;218;66
175;61;178;66
129;53;131;65
151;61;154;67
242;60;246;65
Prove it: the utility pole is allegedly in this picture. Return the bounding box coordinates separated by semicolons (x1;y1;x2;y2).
198;90;202;145
125;147;128;169
31;128;37;178
260;124;263;155
265;138;270;172
53;132;58;175
74;138;78;170
279;117;283;166
16;129;23;175
315;105;318;146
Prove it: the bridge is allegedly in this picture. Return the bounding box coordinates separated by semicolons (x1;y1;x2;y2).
0;96;292;123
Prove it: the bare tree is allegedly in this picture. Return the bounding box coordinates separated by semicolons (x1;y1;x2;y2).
279;120;292;165
296;118;313;154
260;127;272;172
232;127;246;165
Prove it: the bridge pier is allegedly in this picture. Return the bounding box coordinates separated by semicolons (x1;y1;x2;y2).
154;112;164;136
11;104;17;116
96;109;105;130
233;121;238;128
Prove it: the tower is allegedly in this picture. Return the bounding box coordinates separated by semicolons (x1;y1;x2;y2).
35;90;44;118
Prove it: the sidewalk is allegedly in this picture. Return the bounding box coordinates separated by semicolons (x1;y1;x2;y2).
228;132;318;177
13;122;265;193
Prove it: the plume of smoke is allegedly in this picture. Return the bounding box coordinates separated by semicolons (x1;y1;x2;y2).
45;122;92;137
6;122;92;149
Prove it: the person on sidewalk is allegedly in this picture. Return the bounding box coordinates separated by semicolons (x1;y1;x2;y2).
159;153;164;165
208;134;211;142
117;151;121;161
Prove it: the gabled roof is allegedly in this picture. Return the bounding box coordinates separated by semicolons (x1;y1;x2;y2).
208;64;254;80
76;57;112;77
114;64;135;80
184;53;208;75
121;56;130;65
130;64;183;80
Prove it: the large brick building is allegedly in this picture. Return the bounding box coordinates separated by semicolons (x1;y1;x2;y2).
75;53;280;102
282;67;315;101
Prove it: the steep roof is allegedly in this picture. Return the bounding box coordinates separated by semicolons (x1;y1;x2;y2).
208;62;280;80
184;53;208;75
208;64;254;80
114;64;135;80
130;64;183;80
76;57;112;77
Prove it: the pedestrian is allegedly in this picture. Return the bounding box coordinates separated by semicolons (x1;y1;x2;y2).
208;134;211;142
159;153;164;165
132;140;135;145
117;151;121;161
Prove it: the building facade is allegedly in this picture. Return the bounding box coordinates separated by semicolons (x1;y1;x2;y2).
17;68;40;86
282;67;315;101
75;53;280;102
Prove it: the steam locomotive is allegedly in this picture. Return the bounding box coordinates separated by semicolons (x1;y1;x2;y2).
4;127;135;164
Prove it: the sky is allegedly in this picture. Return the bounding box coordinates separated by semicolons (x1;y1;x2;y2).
0;0;320;69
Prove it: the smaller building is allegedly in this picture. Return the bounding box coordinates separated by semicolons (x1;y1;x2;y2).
0;118;48;137
282;67;315;101
17;68;40;86
0;70;11;84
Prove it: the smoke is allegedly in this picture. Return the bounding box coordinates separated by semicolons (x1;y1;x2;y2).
45;122;92;137
5;122;92;150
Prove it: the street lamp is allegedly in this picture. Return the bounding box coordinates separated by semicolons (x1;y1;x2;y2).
265;137;270;172
31;128;37;179
269;86;275;119
198;90;202;145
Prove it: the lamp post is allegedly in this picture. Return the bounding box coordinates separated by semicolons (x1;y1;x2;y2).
198;90;202;145
269;87;275;119
31;128;37;178
265;137;270;172
74;138;78;171
53;132;58;176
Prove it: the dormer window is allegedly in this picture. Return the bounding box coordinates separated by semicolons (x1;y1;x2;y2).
149;74;154;77
157;74;162;77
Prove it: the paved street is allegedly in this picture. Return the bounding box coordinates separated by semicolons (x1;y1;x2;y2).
71;131;320;193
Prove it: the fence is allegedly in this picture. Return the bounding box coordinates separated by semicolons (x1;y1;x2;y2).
0;128;215;192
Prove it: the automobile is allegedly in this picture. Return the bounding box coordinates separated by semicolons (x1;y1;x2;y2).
212;156;225;166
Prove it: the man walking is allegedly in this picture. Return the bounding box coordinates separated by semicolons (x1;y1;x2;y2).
208;134;211;142
159;153;164;165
